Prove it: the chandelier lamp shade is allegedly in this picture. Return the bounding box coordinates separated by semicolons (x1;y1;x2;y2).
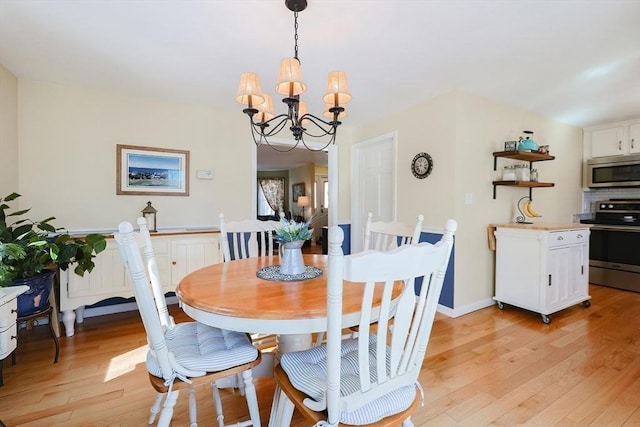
235;0;351;151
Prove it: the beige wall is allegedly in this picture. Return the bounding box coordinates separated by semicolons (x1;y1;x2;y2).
346;91;583;311
17;79;252;231
452;91;583;308
0;65;19;198
288;163;315;220
9;75;584;314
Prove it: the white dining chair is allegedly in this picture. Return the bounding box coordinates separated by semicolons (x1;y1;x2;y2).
114;219;262;427
219;213;282;262
338;212;424;342
219;213;283;350
363;212;424;251
270;220;456;426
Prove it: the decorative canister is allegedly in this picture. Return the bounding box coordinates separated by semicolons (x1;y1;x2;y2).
515;164;530;181
502;165;516;181
530;169;538;182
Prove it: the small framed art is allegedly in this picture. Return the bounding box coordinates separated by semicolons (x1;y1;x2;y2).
292;182;305;202
117;144;190;196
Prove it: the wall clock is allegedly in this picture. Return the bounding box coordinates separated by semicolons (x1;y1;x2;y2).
411;152;433;179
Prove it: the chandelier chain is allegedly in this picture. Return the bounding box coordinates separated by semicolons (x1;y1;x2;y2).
294;10;299;61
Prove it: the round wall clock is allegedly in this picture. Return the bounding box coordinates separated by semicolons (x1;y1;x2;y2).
411;152;433;179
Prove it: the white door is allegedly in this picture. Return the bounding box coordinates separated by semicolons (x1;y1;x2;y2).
351;132;397;252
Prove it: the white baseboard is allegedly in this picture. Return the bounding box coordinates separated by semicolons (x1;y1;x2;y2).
81;296;179;319
437;298;495;318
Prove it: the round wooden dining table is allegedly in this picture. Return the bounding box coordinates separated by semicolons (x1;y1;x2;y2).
176;254;403;355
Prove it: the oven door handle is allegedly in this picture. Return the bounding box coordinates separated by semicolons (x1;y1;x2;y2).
589;225;640;233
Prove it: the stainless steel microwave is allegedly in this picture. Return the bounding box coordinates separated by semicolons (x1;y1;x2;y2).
586;153;640;188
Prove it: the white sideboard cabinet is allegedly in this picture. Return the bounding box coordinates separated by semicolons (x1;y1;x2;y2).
59;230;220;336
584;118;640;158
0;285;28;386
493;224;591;324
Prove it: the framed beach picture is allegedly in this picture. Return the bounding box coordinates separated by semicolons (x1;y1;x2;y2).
292;182;305;202
117;144;190;196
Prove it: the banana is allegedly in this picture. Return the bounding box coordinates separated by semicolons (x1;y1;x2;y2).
524;200;542;218
529;202;542;218
522;200;534;218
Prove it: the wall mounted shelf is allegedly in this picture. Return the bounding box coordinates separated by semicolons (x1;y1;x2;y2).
492;151;555;199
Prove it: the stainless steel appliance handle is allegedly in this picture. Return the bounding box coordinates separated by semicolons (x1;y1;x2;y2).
590;225;640;233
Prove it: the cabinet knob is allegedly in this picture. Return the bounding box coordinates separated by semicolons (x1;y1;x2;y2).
11;309;17;314
172;261;177;265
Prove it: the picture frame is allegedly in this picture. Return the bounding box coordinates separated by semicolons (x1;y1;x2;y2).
292;182;305;202
117;144;190;196
504;140;517;151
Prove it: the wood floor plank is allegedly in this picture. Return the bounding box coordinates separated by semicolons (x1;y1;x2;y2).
0;284;638;426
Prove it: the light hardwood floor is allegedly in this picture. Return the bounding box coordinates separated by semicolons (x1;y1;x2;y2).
1;284;638;426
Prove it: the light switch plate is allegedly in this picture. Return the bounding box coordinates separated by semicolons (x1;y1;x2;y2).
196;169;214;180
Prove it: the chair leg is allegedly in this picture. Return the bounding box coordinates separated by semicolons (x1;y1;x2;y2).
401;416;415;427
47;308;60;363
212;382;225;427
241;369;261;426
188;386;197;427
268;386;282;427
157;389;179;427
269;387;294;427
148;392;164;424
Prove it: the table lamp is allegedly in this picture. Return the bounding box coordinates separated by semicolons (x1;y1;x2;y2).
297;195;310;219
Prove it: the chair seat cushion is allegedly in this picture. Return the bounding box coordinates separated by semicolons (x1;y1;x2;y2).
146;322;258;377
280;337;416;425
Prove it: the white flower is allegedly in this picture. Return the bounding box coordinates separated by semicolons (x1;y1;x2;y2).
275;218;313;242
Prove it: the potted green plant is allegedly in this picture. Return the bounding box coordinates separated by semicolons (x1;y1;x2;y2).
0;192;107;316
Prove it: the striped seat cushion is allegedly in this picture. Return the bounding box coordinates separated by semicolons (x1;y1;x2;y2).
280;336;416;425
147;322;258;377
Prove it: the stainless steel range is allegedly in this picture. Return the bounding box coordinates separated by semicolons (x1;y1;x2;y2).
580;199;640;292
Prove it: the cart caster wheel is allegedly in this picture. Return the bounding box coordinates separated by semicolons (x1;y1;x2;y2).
541;314;551;324
582;300;591;308
496;301;504;310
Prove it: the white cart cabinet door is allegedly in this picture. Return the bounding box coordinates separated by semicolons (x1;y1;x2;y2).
170;235;221;288
546;243;589;312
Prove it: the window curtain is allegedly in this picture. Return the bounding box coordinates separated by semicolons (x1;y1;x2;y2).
259;178;284;214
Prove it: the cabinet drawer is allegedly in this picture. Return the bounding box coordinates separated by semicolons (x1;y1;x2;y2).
0;322;18;358
547;229;589;248
0;298;18;329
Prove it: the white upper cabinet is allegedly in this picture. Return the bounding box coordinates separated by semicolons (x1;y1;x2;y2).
630;123;640;154
584;118;640;159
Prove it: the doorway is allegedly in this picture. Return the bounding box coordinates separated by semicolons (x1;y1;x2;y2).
253;138;328;219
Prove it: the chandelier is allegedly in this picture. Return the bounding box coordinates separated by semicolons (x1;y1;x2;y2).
235;0;351;152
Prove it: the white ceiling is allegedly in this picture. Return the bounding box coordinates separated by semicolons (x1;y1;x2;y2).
1;0;639;170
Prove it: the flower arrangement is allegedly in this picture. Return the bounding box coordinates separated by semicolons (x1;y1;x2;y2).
274;217;313;243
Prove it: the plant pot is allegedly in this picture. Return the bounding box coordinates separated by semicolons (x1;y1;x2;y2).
11;269;55;316
279;240;306;275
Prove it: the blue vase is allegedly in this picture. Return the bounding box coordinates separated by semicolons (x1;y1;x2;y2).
11;269;56;316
